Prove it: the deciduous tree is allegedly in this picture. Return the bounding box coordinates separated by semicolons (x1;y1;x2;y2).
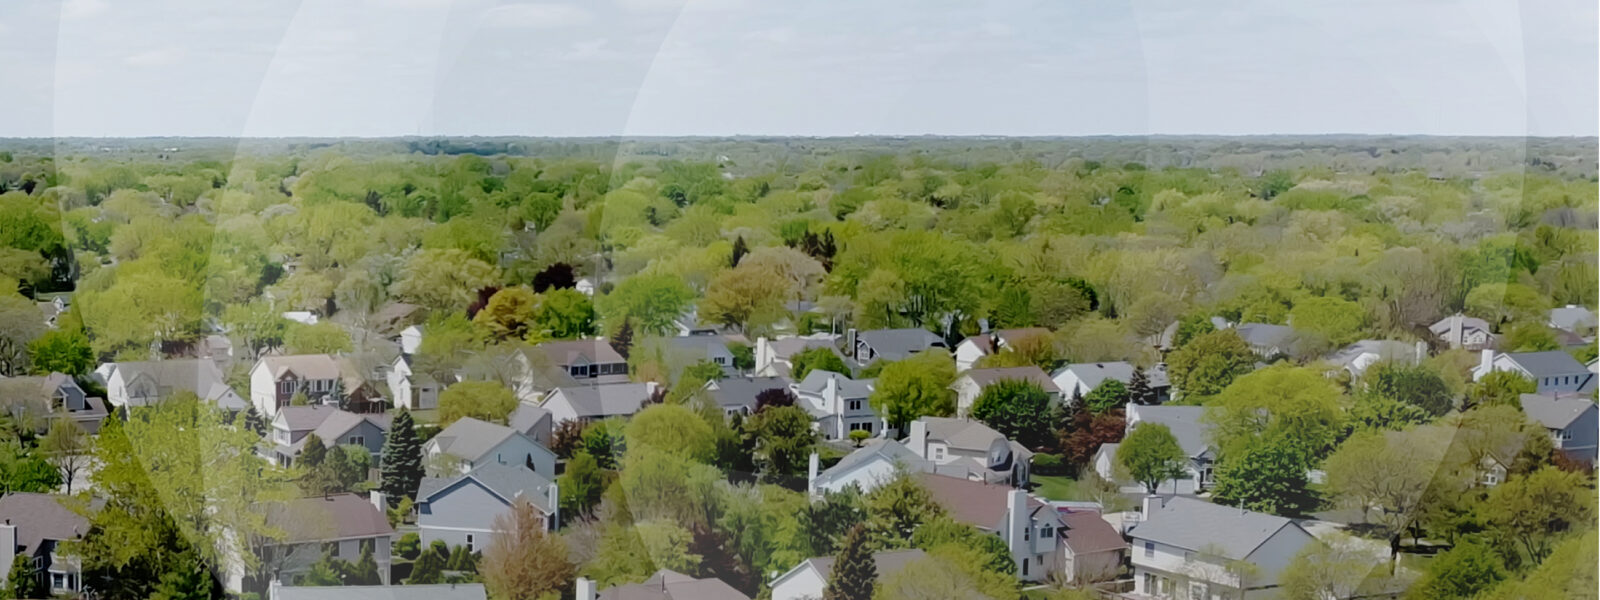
1118;423;1187;494
482;498;575;600
968;379;1054;449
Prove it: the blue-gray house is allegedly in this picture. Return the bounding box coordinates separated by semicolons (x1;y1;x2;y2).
415;463;558;552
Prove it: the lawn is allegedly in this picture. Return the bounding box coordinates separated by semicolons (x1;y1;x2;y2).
1032;475;1086;501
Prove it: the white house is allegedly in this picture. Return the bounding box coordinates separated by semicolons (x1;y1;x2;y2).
399;325;425;356
1472;349;1595;395
770;549;927;600
752;335;842;378
1052;361;1170;403
574;278;596;297
102;358;246;411
416;463;559;552
424;417;557;477
952;366;1060;416
386;354;439;411
1128;496;1319;600
906;417;1032;486
1096;405;1215;495
792;369;882;440
953;327;1052;371
1430;313;1496;350
250;354;383;418
806;440;932;498
1325;340;1427;379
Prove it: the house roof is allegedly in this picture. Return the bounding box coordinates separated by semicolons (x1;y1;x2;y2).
1520;393;1597;430
959;328;1052;355
1430;314;1493;335
508;403;552;437
418;462;555;513
765;337;841;362
705;376;792;410
666;335;732;356
1233;323;1296;349
1327;340;1421;368
547;383;652;418
275;405;341;433
1549;305;1598;333
0;493;95;555
1503;351;1590;377
258;354;344;380
857;328;945;361
535;340;625;366
1128;497;1302;560
271;583;486;600
598;569;750;600
108;358;233;399
1060;511;1129;555
430;417;520;461
798;549;928;586
1053;361;1138;392
960;366;1060;394
310;410;390;444
916;473;1047;530
817;440;933;486
918;417;1010;452
260;494;394;543
795;370;873;399
1128;405;1211;458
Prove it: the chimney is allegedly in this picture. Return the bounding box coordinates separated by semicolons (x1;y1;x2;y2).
1415;341;1428;363
824;375;840;413
755;337;772;373
807;452;820;499
548;481;561;531
908;420;929;459
645;381;659;398
575;577;598;600
1479;349;1496;376
1006;489;1029;569
0;521;15;593
1450;314;1464;348
1141;494;1165;520
846;328;858;359
370;490;386;512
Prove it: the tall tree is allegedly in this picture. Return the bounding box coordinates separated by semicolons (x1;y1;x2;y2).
482;498;575;600
1484;467;1597;564
824;525;878;600
380;409;424;506
27;328;94;375
869;349;957;434
1127;368;1157;405
473;286;540;341
1083;379;1130;414
1118;423;1187;494
598;273;695;336
747;405;817;482
730;235;749;267
438;381;519;426
967;379;1054;449
610;318;634;359
790;346;848;381
1166;329;1255;399
1361;362;1453;417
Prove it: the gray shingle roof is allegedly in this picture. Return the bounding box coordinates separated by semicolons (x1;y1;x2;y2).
1056;361;1167;392
417;462;555;513
534;340;625;367
272;583;485;600
857;328;945;361
795;370;873;399
1520;393;1597;430
548;383;652;418
919;417;1009;452
1504;351;1590;378
1128;405;1211;458
816;439;932;487
259;354;344;380
598;569;750;600
1234;323;1296;350
1549;305;1598;333
509;403;552;436
276;405;340;433
0;493;94;555
961;366;1060;394
705;376;792;411
430;417;518;462
311;410;390;444
260;494;394;542
1128;497;1303;560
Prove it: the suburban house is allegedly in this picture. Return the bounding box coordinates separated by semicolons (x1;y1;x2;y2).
953;327;1052;371
416;463;559;551
770;549;928;600
1128;496;1318;600
1232;323;1298;359
792;369;883;440
953;366;1060;416
752;335;843;378
674;307;727;337
576;570;750;600
906;417;1033;486
399;324;425;355
508;402;555;447
700;375;792;416
385;354;439;411
1096;405;1214;495
0;373;108;434
1472;350;1595;395
1326;340;1427;379
241;494;395;590
1520;393;1599;464
539;382;656;427
1057;509;1128;584
849;328;946;365
424;417;557;477
36;295;67;329
1052;361;1170;403
370;302;423;338
917;473;1063;581
806;440;933;497
666;335;739;376
250;354;384;418
0;493;97;597
102;358;246;411
265;407;390;467
1430;313;1496;350
526;340;629;386
1548;304;1597;336
269;582;486;600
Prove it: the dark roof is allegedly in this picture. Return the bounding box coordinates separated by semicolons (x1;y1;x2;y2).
598;569;750;600
275;405;340;433
429;417;519;461
1505;351;1590;377
418;463;555;513
1128;405;1211;458
1234;323;1296;349
705;376;791;410
547;383;652;418
916;473;1045;530
260;494;394;543
1059;511;1128;555
961;366;1059;394
795;370;873;399
535;340;625;366
857;329;945;361
508;403;552;437
959;328;1052;354
1520;393;1598;430
0;493;94;554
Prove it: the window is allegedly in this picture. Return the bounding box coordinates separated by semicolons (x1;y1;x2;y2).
465;534;475;552
1144;541;1155;558
848;400;862;411
349;436;364;446
1482;471;1500;486
1040;526;1054;539
324;542;340;558
1024;525;1030;541
933;447;945;460
1021;557;1029;577
1560;430;1573;441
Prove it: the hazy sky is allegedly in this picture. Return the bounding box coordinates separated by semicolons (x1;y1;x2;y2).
1;0;1594;137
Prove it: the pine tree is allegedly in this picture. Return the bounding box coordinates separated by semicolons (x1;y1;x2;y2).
407;547;445;584
823;524;877;600
381;409;424;507
611;319;634;359
6;551;44;600
243;406;266;436
731;235;749;268
1128;368;1157;406
299;432;328;468
348;545;382;585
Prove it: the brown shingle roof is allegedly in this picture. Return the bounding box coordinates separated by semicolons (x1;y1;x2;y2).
915;473;1043;530
1059;511;1127;555
0;493;94;554
260;494;394;543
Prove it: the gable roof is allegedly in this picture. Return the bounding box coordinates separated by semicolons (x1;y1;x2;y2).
258;354;343;380
1233;323;1296;350
534;340;625;366
546;383;652;418
798;549;928;585
918;417;1010;452
1054;361;1138;391
960;366;1060;394
310;410;390;444
764;337;841;362
107;358;232;397
665;335;732;356
816;440;933;486
1059;511;1129;555
429;417;520;461
1328;340;1421;368
260;494;394;543
1503;351;1590;377
417;462;556;513
916;473;1046;530
598;569;750;600
272;583;485;600
856;328;945;361
1430;314;1493;335
1127;405;1211;458
1520;393;1598;430
705;376;792;411
959;328;1052;355
1549;305;1598;333
1128;497;1305;560
509;403;552;436
0;493;95;554
274;405;341;433
795;369;873;399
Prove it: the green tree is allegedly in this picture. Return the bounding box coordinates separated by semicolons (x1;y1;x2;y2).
626;403;717;463
1209;434;1317;516
1408;542;1505;600
1171;313;1216;349
1289;296;1367;345
1362;362;1453;417
393;248;501;313
27;328;94;375
1279;533;1388;600
910;516;1015;578
1207;366;1343;515
532;288;596;339
1479;530;1596;600
474;286;539;341
38;416;91;494
824;525;877;600
438;381;519;426
284;321;352;355
407;545;446;584
347;544;383;586
5;549;44;600
1118;423;1187;494
581;419;627;470
869;349;956;433
380;409;424;505
558;451;607;519
700;264;790;333
1166;329;1255;399
1323;425;1469;567
482;498;575;600
790;346;848;380
584;520;703;586
864;475;944;548
1083;379;1130;414
599;273;695;336
1127;368;1157;405
1465;283;1547;328
1467;371;1536;410
748;405;817;482
242;406;266;436
967;379;1054;449
1484;467;1597;564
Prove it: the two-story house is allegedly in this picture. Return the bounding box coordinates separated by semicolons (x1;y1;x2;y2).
1431;313;1496;350
539;382;656;427
792;369;882;440
266;407;391;467
1095;405;1214;495
1472;350;1595;395
1128;496;1318;600
424;417;557;477
752;335;843;378
1052;362;1171;404
239;494;395;591
953;327;1052;371
250;355;383;418
1520;393;1599;464
953;366;1060;417
849;328;946;365
905;417;1032;486
530;340;629;385
102;358;246;411
700;375;792;417
806;440;933;498
918;473;1063;581
262;405;337;467
386;354;439;411
416;462;559;552
0;373;108;434
0;493;96;596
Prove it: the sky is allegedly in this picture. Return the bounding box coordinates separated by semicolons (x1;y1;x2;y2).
0;0;1594;137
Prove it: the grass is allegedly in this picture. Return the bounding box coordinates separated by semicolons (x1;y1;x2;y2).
1032;475;1086;501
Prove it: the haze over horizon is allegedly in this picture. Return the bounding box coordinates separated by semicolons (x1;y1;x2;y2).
2;0;1595;138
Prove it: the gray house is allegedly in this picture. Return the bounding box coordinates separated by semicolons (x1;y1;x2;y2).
0;373;108;434
851;328;946;364
417;463;559;552
793;369;882;440
1473;350;1596;395
424;417;557;477
0;493;97;596
247;494;395;589
667;335;739;376
1232;323;1298;359
701;375;792;416
1521;393;1599;464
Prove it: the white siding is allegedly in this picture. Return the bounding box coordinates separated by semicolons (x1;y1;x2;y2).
770;566;827;600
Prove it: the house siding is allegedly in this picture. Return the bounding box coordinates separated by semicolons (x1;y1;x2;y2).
417;480;547;551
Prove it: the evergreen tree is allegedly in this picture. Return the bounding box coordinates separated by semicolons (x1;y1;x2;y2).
348;545;383;585
611;318;634;359
242;406;266;436
408;546;446;584
299;432;328;468
380;409;424;506
731;235;749;267
5;552;44;600
1127;368;1157;406
824;524;877;600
